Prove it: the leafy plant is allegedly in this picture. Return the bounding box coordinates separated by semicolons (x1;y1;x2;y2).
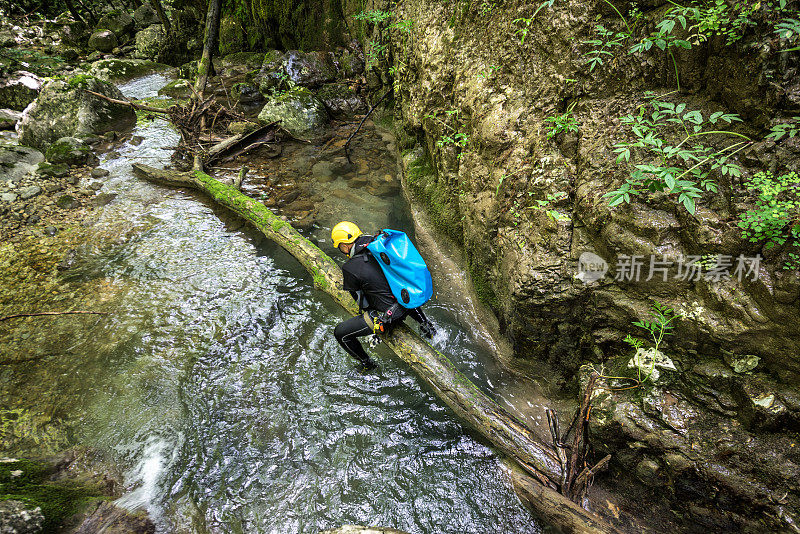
606;97;750;214
425;110;470;158
582;24;629;72
512;0;556;44
738;171;800;270
354;10;393;24
767;117;800;141
365;40;388;68
624;301;677;382
775;18;800;51
529;191;569;220
479;0;496;15
544;102;580;137
389;18;414;33
477;64;500;79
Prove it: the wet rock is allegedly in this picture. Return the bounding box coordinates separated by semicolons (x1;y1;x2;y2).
329;156;355;175
1;192;17;203
0;71;42;111
0;499;44;534
45;136;91;165
312;161;334;181
256;86;328;138
0;144;44;183
18;185;41;200
157;79;192;99
59;20;90;47
231;82;262;105
73;501;154;534
0;109;22;129
61;48;80;62
92;192;117;207
90;168;110;178
321;526;410;534
56;194;77;209
348;176;368;188
89;181;104;191
88;30;118;52
317;83;367;116
335;47;365;78
58;248;79;270
284;50;338;88
134;24;164;60
88;59;170;82
45;226;57;236
96;10;136;38
133;4;160;28
635;458;662;485
227;121;257;135
221;52;265;75
18;76;136;151
37;162;69;178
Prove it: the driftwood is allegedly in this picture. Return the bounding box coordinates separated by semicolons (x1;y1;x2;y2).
344;88;391;164
206;121;280;164
131;163;618;534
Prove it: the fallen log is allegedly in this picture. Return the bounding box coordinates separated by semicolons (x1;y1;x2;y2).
131;163;617;533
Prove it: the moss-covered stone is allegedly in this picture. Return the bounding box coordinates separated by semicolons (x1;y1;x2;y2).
44;137;90;166
87;58;171;81
256;86;328;137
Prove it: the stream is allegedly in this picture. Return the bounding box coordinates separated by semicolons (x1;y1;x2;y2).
0;74;560;533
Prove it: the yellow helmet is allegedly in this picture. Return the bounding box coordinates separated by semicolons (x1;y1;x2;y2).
331;221;362;248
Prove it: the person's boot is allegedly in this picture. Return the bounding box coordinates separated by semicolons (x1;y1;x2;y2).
358;356;378;371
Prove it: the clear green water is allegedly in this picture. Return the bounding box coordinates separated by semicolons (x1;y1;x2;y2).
0;75;545;533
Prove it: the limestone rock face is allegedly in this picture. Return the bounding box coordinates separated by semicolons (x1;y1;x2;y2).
134;24;164;59
18;76;135;151
390;0;800;530
0;71;42;111
257;86;328;138
88;30;118;52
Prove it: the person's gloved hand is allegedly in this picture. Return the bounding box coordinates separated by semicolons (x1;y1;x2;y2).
419;320;436;339
368;334;381;349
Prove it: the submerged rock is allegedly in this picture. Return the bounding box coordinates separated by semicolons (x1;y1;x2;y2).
257;86;328;138
0;499;44;534
18;75;136;151
88;30;118;52
0;71;42;111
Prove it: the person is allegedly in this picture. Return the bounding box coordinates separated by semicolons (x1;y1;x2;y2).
331;221;436;370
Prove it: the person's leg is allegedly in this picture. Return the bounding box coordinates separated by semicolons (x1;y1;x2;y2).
407;307;436;339
334;315;376;368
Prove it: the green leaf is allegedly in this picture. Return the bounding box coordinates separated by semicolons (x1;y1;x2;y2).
674;39;692;49
682;195;696;213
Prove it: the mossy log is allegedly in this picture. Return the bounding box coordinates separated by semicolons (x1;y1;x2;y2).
131;163;619;534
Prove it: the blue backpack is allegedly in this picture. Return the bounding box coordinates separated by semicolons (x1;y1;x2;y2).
366;229;433;309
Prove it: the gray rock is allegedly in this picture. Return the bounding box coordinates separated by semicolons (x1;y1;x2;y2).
317;83;366;117
0;109;22;130
0;71;42;111
18;185;41;200
37;162;69;178
45;136;91;165
18;76;136;151
61;48;80;62
45;226;57;236
0;499;44;534
56;194;77;209
90;168;110;178
89;181;103;191
157;79;192;99
134;25;164;60
72;501;154;534
88;58;171;82
284;50;338;88
0;144;44;182
257;86;328;138
88;30;118;52
96;11;136;38
134;4;160;28
1;192;18;202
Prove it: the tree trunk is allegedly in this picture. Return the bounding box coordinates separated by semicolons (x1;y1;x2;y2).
131;164;619;534
195;0;222;99
63;0;86;25
150;0;171;35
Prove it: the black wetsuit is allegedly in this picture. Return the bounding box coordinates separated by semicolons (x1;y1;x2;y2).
334;235;430;368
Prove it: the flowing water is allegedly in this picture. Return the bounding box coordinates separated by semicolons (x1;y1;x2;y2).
0;75;560;533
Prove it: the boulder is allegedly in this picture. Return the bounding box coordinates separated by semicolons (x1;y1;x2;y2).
220;52;264;76
73;502;154;534
88;58;171;81
0;30;16;47
0;144;44;183
134;24;164;59
157;79;192;99
231;82;262;104
0;500;44;534
45;137;91;165
95;10;136;38
59;20;90;47
317;83;366;117
0;109;22;129
0;71;42;111
256;86;328;138
133;4;160;28
88;30;118;52
284;50;337;87
18;75;136;151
